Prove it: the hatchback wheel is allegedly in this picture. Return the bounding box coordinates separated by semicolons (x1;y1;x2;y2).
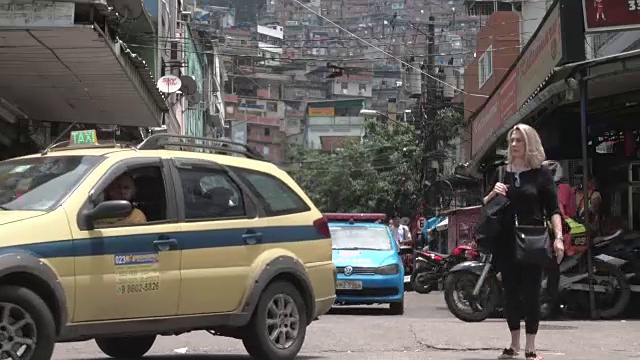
95;335;156;358
242;281;307;360
0;285;55;360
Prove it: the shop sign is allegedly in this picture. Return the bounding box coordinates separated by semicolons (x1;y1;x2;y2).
231;121;247;144
516;3;562;108
583;0;640;33
238;103;265;110
308;107;335;117
471;96;500;156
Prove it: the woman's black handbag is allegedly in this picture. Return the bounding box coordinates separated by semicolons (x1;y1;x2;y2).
512;168;553;266
513;217;552;265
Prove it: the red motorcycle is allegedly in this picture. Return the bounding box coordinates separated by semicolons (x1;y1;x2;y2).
410;244;480;294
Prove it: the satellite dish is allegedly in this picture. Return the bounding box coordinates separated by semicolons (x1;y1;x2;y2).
179;75;198;95
186;91;201;105
112;0;143;19
158;75;182;93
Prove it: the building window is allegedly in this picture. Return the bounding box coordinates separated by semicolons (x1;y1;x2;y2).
266;102;278;112
478;46;493;88
264;127;271;136
341;82;348;91
245;100;257;105
358;83;367;92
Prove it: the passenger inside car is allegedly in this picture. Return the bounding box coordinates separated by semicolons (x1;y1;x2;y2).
96;173;147;226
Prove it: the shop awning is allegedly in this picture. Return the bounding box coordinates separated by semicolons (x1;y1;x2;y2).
436;218;448;232
466;49;640;176
0;25;168;128
466;79;570;176
554;48;640;100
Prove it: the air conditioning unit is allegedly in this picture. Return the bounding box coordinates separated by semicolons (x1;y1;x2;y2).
181;12;192;23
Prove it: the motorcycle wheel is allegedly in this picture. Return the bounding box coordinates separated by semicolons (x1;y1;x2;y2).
574;262;631;319
410;271;434;294
444;271;500;323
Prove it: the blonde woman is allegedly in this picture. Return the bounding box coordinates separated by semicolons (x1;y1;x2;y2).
483;124;564;360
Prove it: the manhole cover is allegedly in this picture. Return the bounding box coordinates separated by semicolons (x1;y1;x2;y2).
538;324;576;330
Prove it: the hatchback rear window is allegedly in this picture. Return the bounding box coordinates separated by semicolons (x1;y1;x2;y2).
232;168;310;216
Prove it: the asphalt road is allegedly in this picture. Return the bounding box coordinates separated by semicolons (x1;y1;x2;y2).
54;292;640;360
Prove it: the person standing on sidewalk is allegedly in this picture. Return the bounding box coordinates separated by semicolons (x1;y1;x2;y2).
483;124;564;360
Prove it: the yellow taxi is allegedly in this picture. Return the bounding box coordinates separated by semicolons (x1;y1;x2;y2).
0;131;336;360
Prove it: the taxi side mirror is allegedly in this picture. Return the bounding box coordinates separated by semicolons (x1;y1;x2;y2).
82;200;133;230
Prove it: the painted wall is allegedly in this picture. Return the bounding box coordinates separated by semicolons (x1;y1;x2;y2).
184;29;205;137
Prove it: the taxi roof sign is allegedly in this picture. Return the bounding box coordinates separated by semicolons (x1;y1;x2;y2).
69;130;98;146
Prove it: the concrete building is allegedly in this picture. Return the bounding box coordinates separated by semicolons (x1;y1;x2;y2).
222;23;288;163
304;99;367;151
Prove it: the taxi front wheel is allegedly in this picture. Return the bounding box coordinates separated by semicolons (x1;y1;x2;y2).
242;281;308;360
95;335;156;358
0;285;56;360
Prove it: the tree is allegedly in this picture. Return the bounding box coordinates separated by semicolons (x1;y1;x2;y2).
285;108;464;217
286;119;419;216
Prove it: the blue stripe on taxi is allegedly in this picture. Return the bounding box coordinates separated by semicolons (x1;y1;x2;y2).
0;225;323;259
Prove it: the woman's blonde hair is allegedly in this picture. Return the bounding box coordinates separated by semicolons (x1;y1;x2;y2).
507;123;546;168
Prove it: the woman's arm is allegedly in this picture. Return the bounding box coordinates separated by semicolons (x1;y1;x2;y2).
540;168;562;239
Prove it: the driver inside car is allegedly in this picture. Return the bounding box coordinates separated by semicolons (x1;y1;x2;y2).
95;173;147;226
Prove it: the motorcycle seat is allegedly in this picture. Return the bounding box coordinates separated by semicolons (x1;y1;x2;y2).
428;251;450;259
592;229;623;247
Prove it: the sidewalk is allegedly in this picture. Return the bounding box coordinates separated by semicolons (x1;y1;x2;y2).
412;318;640;359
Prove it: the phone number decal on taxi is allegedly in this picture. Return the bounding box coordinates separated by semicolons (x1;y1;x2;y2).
114;252;161;295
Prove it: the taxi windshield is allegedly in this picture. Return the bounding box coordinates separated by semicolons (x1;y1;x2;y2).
0;155;103;211
330;226;393;251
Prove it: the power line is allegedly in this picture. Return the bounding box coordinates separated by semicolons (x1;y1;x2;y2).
289;0;471;96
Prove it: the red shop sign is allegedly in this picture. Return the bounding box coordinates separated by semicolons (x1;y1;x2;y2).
583;0;640;33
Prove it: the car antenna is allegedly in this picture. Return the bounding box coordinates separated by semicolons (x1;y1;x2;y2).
41;121;78;156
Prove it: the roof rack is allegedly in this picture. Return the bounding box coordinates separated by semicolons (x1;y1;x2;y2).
41;140;135;155
137;134;267;161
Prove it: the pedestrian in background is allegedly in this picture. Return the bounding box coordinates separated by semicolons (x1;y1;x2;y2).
483;124;564;360
391;216;411;247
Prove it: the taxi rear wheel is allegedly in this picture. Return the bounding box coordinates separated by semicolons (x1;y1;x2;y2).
242;281;307;360
95;335;156;358
0;285;55;360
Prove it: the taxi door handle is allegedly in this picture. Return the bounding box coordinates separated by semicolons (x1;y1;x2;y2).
154;238;177;251
242;232;263;245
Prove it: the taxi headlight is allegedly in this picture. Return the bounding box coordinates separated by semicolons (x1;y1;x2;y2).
376;264;399;275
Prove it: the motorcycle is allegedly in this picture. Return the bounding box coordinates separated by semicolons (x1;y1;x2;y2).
410;245;480;294
444;229;631;322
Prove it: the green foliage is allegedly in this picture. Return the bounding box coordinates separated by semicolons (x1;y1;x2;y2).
285;108;464;216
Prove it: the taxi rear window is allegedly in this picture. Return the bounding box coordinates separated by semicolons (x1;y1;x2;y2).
0;155;104;211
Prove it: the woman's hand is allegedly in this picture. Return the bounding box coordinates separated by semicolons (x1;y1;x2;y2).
553;238;565;263
492;182;508;197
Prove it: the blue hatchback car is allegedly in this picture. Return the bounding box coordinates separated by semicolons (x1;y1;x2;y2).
327;214;405;315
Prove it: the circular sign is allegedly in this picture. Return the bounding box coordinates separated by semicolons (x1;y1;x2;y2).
157;75;182;93
416;216;426;230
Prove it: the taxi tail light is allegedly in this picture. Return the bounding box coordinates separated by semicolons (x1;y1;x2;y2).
314;217;331;238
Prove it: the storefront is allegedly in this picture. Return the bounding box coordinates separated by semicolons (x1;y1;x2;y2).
467;0;640;237
465;0;585;182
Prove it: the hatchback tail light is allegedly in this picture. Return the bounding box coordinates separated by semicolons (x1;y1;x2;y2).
313;216;331;238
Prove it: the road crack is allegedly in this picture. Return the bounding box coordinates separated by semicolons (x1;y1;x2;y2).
409;325;502;352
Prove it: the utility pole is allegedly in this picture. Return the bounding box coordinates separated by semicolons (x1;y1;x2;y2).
419;15;437;214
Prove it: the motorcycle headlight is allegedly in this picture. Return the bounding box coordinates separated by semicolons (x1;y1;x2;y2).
376;264;400;275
